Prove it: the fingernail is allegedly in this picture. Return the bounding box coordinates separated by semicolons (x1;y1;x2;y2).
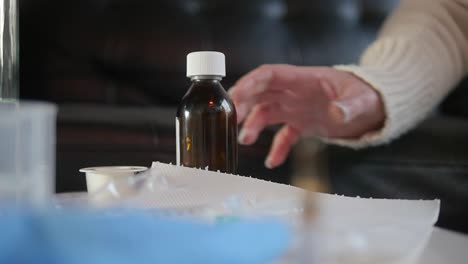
236;104;247;122
257;68;273;82
238;129;250;145
243;79;255;89
334;101;352;123
264;158;274;169
245;79;269;95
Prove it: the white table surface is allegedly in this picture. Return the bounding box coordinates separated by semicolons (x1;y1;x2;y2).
420;227;468;264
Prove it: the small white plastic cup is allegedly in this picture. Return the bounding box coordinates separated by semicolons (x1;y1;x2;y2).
80;166;148;194
0;101;57;206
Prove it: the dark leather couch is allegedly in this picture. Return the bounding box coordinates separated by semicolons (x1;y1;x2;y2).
19;0;388;190
18;0;468;232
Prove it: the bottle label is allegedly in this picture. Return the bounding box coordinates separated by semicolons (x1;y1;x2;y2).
176;117;180;166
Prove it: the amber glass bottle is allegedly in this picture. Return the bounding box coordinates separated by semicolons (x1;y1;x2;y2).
176;51;238;173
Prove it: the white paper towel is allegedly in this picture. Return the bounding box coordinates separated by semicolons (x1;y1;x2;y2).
133;162;439;222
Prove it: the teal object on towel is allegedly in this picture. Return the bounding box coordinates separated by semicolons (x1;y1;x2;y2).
0;208;290;264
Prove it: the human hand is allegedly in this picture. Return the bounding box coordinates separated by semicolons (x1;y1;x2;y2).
229;65;385;169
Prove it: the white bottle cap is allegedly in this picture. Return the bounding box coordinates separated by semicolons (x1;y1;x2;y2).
187;51;226;78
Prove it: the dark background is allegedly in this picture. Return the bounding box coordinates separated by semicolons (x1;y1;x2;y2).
18;0;468;232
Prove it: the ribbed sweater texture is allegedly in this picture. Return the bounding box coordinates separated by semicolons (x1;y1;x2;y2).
331;0;468;148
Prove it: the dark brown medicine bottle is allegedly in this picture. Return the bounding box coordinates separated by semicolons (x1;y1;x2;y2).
176;51;238;173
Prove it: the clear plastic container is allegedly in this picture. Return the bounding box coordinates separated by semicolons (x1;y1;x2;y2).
80;166;148;193
0;101;57;206
0;0;19;102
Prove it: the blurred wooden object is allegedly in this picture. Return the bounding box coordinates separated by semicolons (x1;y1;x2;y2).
291;138;329;192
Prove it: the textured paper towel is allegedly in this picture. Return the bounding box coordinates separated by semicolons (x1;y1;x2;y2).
124;162;439;223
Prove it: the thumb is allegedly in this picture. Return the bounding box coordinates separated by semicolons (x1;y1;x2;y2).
332;91;377;124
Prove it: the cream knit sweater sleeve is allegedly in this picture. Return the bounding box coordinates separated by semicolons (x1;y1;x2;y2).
329;0;468;148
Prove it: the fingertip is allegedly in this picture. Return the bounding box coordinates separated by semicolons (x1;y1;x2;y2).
227;85;236;95
238;128;256;145
236;104;247;124
264;158;272;169
264;157;276;169
242;79;255;90
228;86;239;102
238;129;248;145
256;65;274;82
266;126;300;169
